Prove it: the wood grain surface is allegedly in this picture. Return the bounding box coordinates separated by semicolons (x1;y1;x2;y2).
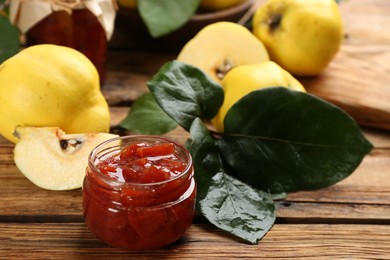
1;0;390;258
1;223;389;259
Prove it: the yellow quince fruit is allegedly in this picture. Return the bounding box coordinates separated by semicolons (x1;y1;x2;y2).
0;44;110;143
212;61;305;132
252;0;343;76
177;22;269;83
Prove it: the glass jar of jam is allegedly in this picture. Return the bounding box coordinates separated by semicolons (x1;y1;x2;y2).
83;135;196;250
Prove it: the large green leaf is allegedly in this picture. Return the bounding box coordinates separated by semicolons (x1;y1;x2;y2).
188;118;275;244
0;15;20;63
138;0;200;38
119;92;177;135
188;118;224;208
218;87;373;193
147;60;224;131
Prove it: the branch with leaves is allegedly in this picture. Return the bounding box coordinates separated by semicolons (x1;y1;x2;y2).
120;60;372;243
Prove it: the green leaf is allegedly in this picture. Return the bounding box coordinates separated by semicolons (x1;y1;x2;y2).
188;118;223;207
147;60;224;131
138;0;200;38
0;1;7;12
0;15;20;63
200;172;276;244
218;87;373;193
188;118;276;244
119;92;177;135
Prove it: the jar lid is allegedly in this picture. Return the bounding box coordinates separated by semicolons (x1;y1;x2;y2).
9;0;118;40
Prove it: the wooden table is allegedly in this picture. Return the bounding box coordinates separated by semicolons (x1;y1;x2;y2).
1;0;390;258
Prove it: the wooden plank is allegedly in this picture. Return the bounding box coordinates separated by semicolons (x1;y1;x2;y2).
0;223;389;259
0;1;388;258
0;167;82;221
0;122;388;221
276;202;390;223
0;149;389;222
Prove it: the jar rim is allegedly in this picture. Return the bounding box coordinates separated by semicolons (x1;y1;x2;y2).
88;135;193;188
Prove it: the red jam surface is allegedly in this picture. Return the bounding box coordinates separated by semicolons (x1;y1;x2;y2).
83;137;196;250
99;142;185;184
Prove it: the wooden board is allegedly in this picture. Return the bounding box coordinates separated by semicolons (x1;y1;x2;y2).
1;223;390;259
1;0;390;258
302;0;390;130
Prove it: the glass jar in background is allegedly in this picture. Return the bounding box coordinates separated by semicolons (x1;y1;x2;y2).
83;135;196;250
9;0;117;84
26;9;107;83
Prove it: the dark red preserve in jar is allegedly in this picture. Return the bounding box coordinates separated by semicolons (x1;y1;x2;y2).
83;135;196;250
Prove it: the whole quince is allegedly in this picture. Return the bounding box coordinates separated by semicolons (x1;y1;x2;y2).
0;44;110;143
212;61;305;132
252;0;343;76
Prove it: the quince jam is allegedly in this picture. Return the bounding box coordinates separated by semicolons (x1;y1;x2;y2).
83;136;196;250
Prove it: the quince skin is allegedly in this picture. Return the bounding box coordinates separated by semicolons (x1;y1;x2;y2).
0;44;110;143
252;0;343;76
212;61;306;132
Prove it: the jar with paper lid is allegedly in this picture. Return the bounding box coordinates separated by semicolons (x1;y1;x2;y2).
9;0;117;84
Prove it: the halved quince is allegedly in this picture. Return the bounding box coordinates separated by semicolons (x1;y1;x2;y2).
177;22;269;82
13;127;118;191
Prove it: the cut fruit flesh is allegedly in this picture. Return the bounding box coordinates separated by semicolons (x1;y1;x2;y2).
13;127;119;190
177;22;269;82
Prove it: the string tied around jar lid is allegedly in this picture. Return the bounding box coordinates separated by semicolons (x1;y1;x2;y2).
50;0;82;12
9;0;117;40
